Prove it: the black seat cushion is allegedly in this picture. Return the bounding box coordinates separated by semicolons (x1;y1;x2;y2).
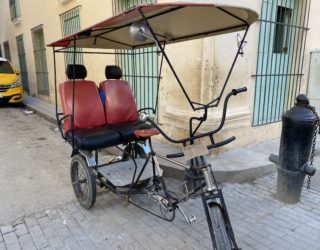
66;126;121;150
107;121;153;143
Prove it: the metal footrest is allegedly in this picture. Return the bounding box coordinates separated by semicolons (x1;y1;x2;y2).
97;158;153;187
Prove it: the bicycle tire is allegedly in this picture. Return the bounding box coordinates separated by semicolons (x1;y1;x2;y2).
70;155;97;209
208;203;232;250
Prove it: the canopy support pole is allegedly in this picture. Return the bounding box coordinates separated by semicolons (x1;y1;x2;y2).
72;37;76;150
53;46;58;119
138;8;196;111
208;26;250;108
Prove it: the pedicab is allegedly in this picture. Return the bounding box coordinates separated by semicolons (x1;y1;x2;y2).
48;3;258;249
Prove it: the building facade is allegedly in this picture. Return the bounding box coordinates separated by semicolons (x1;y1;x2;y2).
0;0;319;151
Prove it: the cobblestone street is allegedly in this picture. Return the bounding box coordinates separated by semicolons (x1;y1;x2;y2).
0;108;320;250
1;174;320;250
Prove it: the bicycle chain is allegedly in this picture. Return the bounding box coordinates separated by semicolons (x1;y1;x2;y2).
306;105;319;189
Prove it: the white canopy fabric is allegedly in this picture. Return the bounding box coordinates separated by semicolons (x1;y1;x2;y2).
48;3;259;49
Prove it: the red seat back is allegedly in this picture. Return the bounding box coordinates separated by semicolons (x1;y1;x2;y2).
100;66;138;125
59;65;106;132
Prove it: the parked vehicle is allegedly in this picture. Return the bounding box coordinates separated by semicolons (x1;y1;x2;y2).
0;57;23;104
49;3;258;249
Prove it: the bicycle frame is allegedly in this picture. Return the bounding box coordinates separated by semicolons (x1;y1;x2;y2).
151;142;240;249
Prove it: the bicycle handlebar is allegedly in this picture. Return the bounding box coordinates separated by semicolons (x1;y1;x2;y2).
231;87;247;95
211;87;247;135
143;87;247;156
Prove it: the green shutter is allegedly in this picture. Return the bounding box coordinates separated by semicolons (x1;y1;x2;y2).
9;0;21;20
32;27;50;95
3;41;11;61
60;7;83;66
16;35;29;92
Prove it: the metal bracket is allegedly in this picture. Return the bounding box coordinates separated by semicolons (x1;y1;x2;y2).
79;150;96;167
300;162;316;176
141;141;151;155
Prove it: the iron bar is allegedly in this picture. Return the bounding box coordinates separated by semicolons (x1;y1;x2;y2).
207;27;249;107
259;0;272;125
274;0;291;122
71;37;76;149
146;47;150;111
290;0;308;110
53;46;58;118
155;45;165;119
298;0;311;96
258;18;309;30
252;73;303;77
253;0;266;126
133;49;137;101
253;0;310;126
138;8;195;110
270;0;286;123
284;2;303;114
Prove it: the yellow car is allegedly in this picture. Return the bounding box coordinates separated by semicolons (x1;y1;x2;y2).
0;57;23;104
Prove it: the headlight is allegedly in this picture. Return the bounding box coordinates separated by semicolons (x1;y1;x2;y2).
10;81;21;88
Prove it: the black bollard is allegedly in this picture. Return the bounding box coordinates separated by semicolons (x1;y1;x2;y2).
273;94;317;204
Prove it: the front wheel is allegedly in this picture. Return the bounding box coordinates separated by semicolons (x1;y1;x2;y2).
70;155;97;209
208;203;232;250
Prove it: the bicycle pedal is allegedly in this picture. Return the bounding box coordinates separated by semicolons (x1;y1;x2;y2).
188;215;196;224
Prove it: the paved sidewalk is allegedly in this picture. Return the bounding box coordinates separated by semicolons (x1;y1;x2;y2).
1;173;320;250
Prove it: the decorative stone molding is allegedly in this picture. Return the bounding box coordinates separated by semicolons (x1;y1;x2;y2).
12;17;21;25
163;106;251;132
59;0;73;5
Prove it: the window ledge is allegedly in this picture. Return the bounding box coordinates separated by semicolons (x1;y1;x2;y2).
59;0;73;4
12;17;21;25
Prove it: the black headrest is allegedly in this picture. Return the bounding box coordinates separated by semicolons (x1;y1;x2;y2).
105;65;122;80
66;64;87;79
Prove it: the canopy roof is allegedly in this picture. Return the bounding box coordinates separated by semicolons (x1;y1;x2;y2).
48;2;259;49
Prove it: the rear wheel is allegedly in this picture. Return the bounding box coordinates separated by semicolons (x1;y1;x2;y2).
208;203;232;250
70;155;96;209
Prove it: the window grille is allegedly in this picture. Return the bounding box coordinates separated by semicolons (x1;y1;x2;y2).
3;41;11;62
112;0;158;114
253;0;311;126
9;0;21;20
60;6;83;66
16;35;29;92
32;27;49;95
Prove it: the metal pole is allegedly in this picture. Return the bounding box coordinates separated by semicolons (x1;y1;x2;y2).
53;46;58;119
138;8;196;111
269;0;285;123
253;1;268;126
261;0;274;125
72;36;76;149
